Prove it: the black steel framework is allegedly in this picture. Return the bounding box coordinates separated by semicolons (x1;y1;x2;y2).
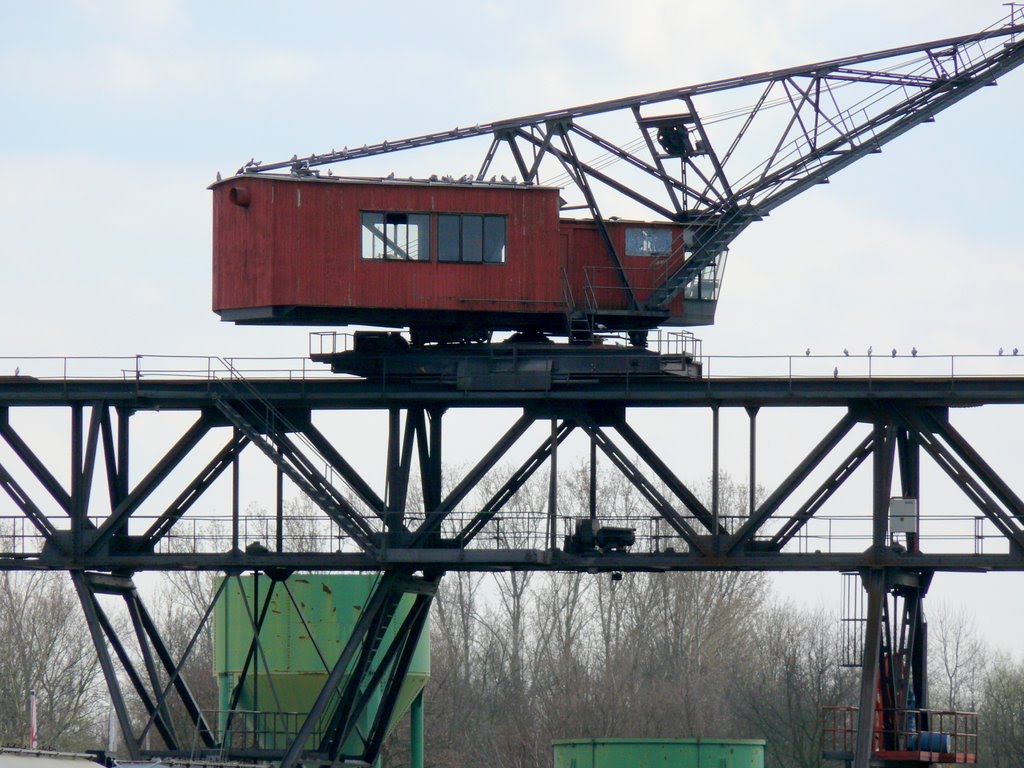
6;14;1024;766
237;15;1024;312
2;373;1024;767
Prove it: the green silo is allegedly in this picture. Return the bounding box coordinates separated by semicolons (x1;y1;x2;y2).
213;573;429;754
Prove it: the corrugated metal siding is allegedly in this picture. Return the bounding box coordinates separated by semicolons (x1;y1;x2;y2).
213;177;562;315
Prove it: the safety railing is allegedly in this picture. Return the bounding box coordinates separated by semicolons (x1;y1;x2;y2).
0;509;1010;560
202;708;324;754
4;351;1024;384
309;332;356;358
823;705;978;760
0;355;338;383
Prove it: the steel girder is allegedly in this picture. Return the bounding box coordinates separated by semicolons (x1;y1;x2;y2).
0;377;1023;572
1;374;1022;766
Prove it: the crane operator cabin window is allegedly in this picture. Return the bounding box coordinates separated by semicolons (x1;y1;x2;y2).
361;212;431;260
438;214;506;263
625;227;673;257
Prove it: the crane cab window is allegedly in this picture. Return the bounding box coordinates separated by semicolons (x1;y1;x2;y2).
438;214;506;264
625;227;672;257
361;212;430;261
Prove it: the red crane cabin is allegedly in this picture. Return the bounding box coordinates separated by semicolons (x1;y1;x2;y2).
212;174;708;343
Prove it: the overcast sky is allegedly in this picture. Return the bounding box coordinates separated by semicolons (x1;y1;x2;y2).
2;2;1023;651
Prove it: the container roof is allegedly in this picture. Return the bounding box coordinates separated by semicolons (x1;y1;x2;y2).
209;172;561;193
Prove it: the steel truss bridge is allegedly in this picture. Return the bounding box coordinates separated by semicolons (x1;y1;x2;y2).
1;364;1024;768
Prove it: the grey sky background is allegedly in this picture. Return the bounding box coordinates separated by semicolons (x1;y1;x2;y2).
1;2;1022;651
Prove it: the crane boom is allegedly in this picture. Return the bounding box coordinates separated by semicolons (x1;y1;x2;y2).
240;12;1024;320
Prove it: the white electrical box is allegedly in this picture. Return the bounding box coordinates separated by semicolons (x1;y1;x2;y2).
889;497;919;533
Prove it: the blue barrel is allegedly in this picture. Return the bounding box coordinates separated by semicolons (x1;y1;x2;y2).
908;732;950;752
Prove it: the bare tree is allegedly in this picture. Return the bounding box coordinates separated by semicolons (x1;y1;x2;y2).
930;600;988;712
0;572;105;750
731;601;856;768
980;652;1024;768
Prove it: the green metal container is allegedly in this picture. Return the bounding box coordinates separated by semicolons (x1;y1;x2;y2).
552;738;765;768
214;573;429;752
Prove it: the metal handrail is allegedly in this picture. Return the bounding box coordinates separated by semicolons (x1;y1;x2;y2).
822;705;979;757
0;504;1007;560
2;351;1024;383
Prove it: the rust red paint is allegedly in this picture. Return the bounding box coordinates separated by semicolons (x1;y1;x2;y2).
211;175;690;333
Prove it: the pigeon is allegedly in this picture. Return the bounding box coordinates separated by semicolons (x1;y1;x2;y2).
843;348;849;356
216;171;222;182
867;346;873;357
14;367;19;376
911;347;918;357
386;172;395;180
805;348;811;356
891;348;897;358
999;347;1004;356
1014;348;1020;356
833;367;839;379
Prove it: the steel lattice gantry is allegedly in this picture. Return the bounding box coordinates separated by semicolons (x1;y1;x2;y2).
2;373;1024;767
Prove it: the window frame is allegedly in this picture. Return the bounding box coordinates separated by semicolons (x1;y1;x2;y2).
360;210;509;264
437;213;507;265
624;226;674;258
360;210;432;262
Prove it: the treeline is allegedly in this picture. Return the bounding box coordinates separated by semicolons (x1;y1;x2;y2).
1;469;1023;767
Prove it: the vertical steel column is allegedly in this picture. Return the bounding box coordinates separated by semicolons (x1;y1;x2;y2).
548;419;558;550
746;406;759;517
71;406;84;559
872;419;892;551
712;406;720;548
276;444;284;553
386;408;403;544
854;568;886;768
253;572;259;713
427;408;443;513
231;427;240;552
589;435;597;522
410;690;424;768
116;406;130;504
386;409;401;505
910;571;933;729
897;427;921;554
